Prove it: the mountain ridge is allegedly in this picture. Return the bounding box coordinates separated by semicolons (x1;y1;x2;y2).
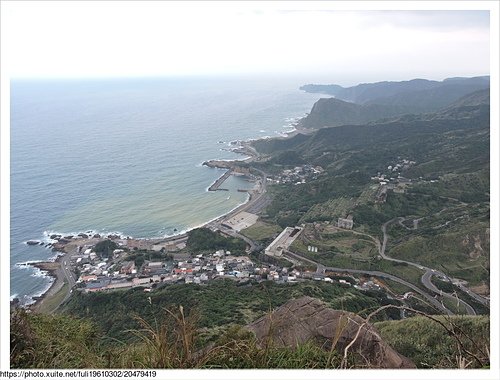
298;76;489;129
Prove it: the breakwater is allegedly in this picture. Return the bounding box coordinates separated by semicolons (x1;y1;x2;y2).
208;170;232;191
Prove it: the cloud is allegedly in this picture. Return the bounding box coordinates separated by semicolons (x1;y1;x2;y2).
2;4;491;79
358;10;489;31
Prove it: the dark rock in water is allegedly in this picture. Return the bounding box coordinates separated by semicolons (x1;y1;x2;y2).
93;234;101;239
50;234;62;240
63;235;74;239
26;240;41;246
78;233;89;238
246;296;415;369
10;298;20;309
58;238;70;244
39;241;45;245
174;228;178;232
107;234;120;239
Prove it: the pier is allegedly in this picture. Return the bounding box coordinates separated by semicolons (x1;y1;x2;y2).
208;169;232;191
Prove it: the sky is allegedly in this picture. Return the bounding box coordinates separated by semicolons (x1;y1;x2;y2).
0;1;492;84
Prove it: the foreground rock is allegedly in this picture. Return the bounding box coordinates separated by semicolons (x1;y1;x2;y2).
246;296;415;369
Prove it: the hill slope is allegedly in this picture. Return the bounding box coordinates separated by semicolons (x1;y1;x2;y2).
299;76;489;128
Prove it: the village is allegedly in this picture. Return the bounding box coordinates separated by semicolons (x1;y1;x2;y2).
69;234;384;295
67;158;423;296
266;164;325;185
371;158;419;203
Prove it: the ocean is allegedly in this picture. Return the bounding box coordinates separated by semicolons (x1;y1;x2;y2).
10;76;322;305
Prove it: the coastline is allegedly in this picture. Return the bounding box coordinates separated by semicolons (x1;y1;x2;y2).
25;162;261;313
28;253;69;313
22;118;307;313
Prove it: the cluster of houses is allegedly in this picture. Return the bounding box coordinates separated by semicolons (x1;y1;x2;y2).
267;165;324;186
69;237;394;296
371;158;416;185
72;245;319;293
370;159;418;203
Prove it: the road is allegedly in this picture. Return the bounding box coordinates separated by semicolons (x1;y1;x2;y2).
421;270;476;315
283;250;453;315
213;172;476;316
381;217;487;314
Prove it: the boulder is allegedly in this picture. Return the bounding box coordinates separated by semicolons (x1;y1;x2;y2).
78;233;89;239
246;296;415;369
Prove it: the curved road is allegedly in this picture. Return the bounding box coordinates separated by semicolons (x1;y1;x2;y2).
381;217;486;314
421;270;476;315
283;249;453;315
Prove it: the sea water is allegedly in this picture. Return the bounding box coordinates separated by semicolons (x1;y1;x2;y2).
10;76;322;304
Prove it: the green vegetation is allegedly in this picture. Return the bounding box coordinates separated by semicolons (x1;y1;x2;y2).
13;299;489;369
432;278;490;315
300;78;489;114
253;92;489;294
382;278;414;296
11;306;345;369
93;239;119;258
62;279;398;344
297;226;377;259
13;81;490;369
11;309;104;368
301;196;355;223
375;315;490;368
290;237;425;290
385;202;490;286
37;281;69;314
412;169;489;203
269;150;306;166
240;220;282;243
124;250;171;268
186;228;246;254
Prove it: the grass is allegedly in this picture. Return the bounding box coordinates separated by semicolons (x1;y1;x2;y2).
12;294;490;369
387;224;489;286
357;184;379;204
12;304;345;369
380;200;490;286
240;220;282;242
382;278;414;296
38;281;69;314
292;227;378;260
375;315;490;369
62;279;385;344
440;296;470;315
300;196;355;222
290;239;425;290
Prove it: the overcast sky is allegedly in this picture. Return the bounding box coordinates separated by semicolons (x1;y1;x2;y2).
1;1;491;84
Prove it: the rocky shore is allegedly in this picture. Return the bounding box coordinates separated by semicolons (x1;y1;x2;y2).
22;133;272;313
29;260;63;312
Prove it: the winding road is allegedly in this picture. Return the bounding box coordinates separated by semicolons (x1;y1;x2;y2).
283;249;453;315
380;217;488;314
